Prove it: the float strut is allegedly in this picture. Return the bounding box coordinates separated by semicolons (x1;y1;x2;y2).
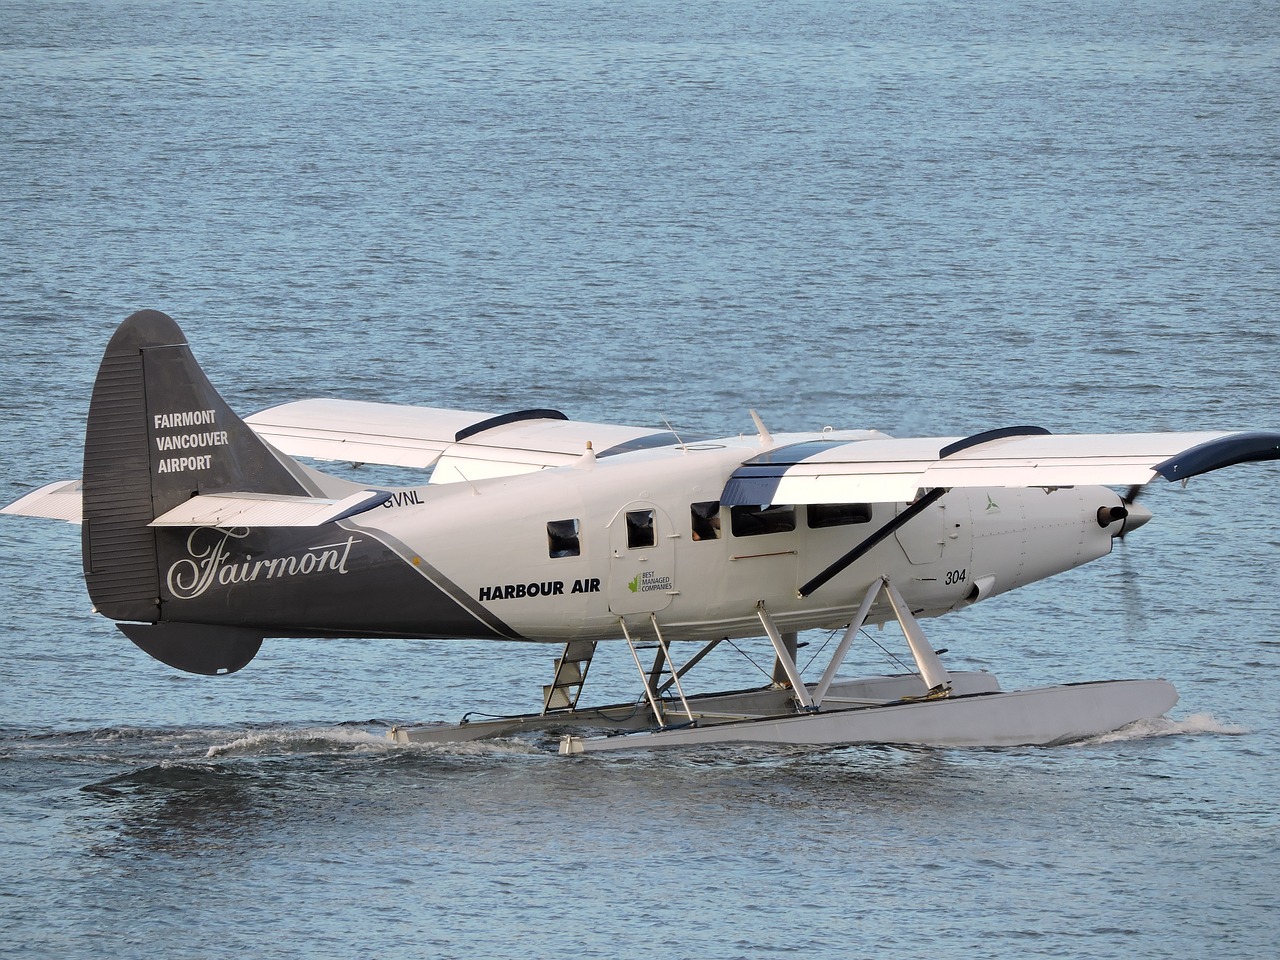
883;579;952;694
811;578;884;707
757;603;815;711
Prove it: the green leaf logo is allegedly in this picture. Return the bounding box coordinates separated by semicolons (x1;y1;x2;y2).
628;575;641;593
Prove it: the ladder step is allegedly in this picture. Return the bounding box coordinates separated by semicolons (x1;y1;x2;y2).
551;660;585;686
562;639;597;662
542;640;598;714
542;685;575;710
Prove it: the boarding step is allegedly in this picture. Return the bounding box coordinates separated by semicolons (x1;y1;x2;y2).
542;640;598;713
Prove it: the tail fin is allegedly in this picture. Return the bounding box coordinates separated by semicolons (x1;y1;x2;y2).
81;311;313;666
78;311;516;674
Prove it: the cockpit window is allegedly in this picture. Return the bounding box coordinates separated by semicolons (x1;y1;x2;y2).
547;519;581;558
691;501;721;541
730;504;796;537
807;503;872;528
625;509;656;549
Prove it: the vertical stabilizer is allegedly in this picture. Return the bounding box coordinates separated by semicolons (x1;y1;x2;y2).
75;310;519;675
81;310;312;624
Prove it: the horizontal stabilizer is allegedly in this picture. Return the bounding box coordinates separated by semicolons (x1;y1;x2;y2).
1;479;83;522
149;489;393;528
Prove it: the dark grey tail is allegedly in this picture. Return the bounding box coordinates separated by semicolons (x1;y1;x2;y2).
81;311;313;672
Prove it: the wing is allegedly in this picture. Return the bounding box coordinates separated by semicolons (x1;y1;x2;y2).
721;427;1280;505
245;398;678;482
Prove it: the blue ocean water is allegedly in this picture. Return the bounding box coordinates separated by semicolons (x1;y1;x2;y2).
2;1;1278;957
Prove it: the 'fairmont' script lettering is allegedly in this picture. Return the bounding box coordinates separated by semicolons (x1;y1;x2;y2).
166;527;361;600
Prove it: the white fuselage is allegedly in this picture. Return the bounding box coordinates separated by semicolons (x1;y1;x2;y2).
346;435;1124;643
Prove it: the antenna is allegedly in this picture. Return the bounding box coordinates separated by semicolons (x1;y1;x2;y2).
661;417;687;451
750;409;774;446
453;466;482;496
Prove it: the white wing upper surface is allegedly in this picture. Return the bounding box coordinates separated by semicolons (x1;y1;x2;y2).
245;398;676;482
720;429;1280;504
245;399;494;469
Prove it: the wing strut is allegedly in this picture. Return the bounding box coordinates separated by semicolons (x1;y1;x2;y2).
798;487;947;597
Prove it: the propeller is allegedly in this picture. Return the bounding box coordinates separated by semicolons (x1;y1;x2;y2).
1097;484;1153;539
1117;484;1152;539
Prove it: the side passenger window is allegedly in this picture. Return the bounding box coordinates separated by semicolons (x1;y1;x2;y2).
547;519;581;558
807;503;872;528
690;501;721;541
730;504;796;537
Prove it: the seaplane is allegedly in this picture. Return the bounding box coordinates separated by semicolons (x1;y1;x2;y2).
5;311;1279;754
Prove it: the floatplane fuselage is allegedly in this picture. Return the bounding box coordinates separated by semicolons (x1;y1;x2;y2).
5;312;1278;753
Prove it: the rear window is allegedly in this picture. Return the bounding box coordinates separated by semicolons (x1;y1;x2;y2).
807;503;872;528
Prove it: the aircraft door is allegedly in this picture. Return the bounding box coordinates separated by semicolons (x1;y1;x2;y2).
607;502;677;616
895;497;947;564
895;492;974;608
